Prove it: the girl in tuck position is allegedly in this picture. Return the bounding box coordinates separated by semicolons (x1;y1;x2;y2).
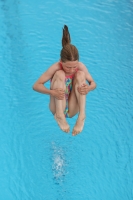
33;25;96;136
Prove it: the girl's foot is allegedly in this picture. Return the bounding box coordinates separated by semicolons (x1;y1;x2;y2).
54;113;70;133
72;115;85;136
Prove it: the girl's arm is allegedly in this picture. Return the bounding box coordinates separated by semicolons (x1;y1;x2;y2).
78;62;96;92
32;63;59;95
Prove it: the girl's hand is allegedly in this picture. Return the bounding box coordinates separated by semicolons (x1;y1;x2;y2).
51;88;65;100
77;84;90;95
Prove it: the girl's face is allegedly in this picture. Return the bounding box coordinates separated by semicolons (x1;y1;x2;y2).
61;60;79;75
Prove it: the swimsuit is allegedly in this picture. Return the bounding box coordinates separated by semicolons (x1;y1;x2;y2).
59;62;78;118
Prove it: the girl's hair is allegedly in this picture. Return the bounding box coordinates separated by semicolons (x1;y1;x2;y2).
60;25;79;62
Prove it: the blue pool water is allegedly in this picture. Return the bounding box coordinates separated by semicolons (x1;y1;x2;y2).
0;0;133;199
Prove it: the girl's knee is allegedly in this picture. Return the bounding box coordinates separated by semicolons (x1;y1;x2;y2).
51;70;66;90
55;70;65;80
75;70;85;82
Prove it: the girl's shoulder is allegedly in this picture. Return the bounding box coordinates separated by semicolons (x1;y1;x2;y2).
49;62;61;70
78;62;87;70
43;62;61;80
46;62;61;73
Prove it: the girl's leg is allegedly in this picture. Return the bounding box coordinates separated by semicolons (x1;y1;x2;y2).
49;70;70;132
68;71;86;136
